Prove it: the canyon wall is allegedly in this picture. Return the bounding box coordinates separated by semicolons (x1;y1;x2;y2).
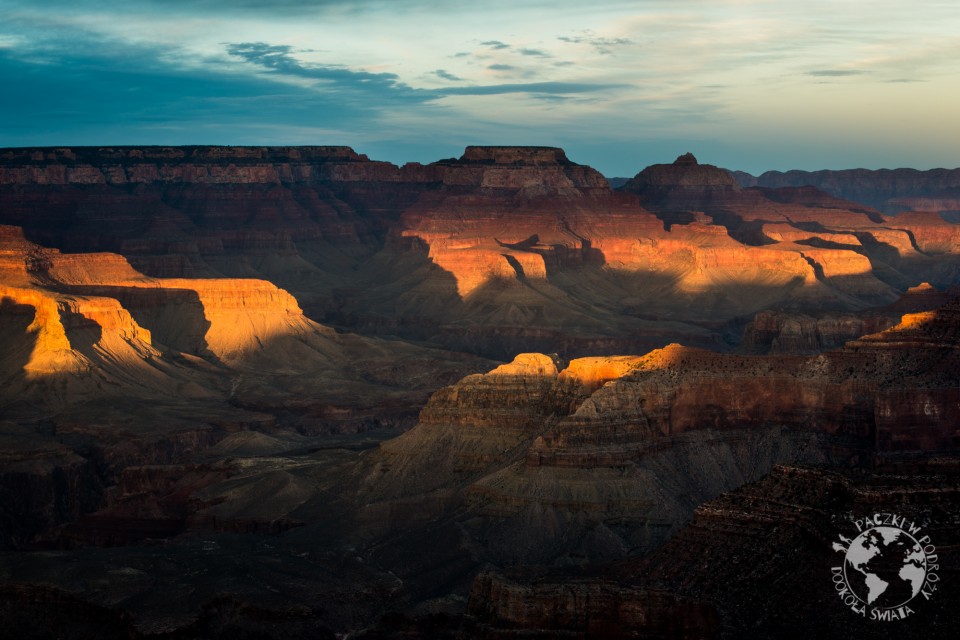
733;166;960;215
4;147;960;362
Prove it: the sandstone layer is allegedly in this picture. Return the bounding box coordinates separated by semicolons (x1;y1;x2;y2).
0;224;490;547
354;299;960;577
4;147;960;361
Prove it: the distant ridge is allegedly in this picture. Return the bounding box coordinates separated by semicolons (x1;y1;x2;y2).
731;166;960;214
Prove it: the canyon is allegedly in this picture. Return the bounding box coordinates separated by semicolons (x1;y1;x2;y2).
1;146;959;638
732;166;960;216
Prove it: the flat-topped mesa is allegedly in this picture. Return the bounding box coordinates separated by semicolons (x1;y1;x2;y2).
622;152;741;190
0;145;392;186
454;146;574;166
0;145;369;165
424;146;609;192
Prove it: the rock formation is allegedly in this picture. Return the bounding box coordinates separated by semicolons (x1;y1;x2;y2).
0;223;490;547
468;463;960;639
733;166;960;215
4;146;960;361
2;146;960;638
353;297;960;577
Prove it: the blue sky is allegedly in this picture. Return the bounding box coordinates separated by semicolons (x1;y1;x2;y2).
2;0;959;175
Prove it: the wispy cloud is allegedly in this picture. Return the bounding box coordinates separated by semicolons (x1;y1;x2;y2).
226;42;618;99
434;68;463;81
518;47;550;57
224;42;437;111
558;32;632;54
807;69;867;77
441;81;624;96
2;0;959;174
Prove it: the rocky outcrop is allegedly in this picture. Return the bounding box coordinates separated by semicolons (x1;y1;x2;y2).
0;227;492;548
891;211;960;253
619;152;746;214
741;282;960;354
624;152;741;190
741;310;897;353
358;353;574;512
359;300;960;568
0;430;106;548
468;462;960;639
892;192;960;215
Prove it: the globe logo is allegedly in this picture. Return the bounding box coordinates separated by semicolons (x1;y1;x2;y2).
844;527;925;607
831;513;940;622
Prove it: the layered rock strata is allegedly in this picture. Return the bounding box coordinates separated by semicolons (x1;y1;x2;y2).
5;147;960;360
734;165;960;214
0;225;490;547
360;301;960;567
468;463;960;639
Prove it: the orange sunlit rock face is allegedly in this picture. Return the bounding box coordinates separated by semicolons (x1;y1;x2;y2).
0;224;490;422
357;299;960;565
4;146;960;361
558;355;647;391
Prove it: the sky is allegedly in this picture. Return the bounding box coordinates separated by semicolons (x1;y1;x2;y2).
2;0;959;175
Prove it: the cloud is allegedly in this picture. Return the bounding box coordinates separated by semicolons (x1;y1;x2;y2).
224;42;619;100
806;69;867;77
7;0;959;175
225;42;431;105
529;94;577;104
221;40;626;110
434;68;463;81
441;81;624;96
17;0;491;18
0;46;374;145
558;33;632;53
228;42;398;84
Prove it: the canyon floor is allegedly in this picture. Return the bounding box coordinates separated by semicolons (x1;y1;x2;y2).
1;146;959;638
